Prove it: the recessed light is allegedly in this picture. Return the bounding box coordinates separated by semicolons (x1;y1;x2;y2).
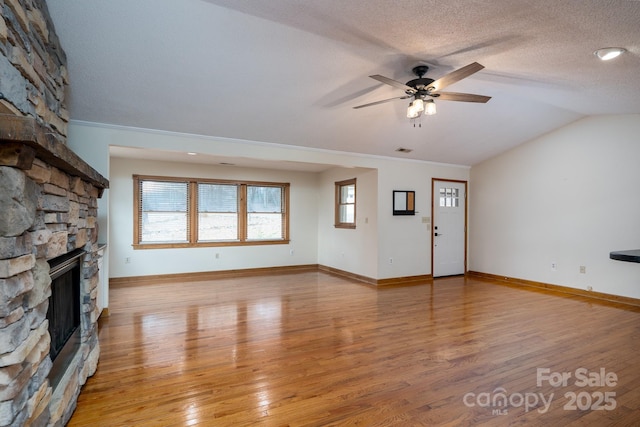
594;47;626;61
187;152;197;156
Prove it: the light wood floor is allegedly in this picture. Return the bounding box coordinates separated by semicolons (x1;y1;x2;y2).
68;272;640;426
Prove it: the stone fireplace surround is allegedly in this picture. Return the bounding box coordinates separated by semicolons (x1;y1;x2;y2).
0;116;108;426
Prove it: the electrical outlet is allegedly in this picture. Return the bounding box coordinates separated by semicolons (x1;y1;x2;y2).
290;249;294;256
125;257;131;264
579;266;586;274
215;253;220;259
389;258;393;264
551;262;557;271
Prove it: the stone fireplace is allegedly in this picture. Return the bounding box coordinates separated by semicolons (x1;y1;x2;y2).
1;0;109;425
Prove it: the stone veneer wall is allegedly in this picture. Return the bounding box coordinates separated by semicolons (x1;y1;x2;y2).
1;0;105;426
0;0;68;136
0;163;102;426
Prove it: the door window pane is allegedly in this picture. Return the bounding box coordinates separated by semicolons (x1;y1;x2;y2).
439;187;460;208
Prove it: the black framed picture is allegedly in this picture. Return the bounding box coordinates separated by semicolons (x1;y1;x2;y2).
393;191;415;215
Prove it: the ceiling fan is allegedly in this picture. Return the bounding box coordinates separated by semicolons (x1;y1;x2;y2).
353;62;491;118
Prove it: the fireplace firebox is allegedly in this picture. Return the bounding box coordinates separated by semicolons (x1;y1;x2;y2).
47;248;84;389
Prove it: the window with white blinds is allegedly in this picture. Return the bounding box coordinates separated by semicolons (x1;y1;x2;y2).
133;175;289;248
198;183;238;241
139;180;189;243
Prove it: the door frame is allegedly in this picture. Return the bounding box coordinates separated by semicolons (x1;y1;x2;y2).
431;178;468;278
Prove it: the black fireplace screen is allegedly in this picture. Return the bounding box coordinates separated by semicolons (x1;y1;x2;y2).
47;249;83;362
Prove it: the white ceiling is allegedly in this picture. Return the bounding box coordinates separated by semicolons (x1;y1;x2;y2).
46;0;640;167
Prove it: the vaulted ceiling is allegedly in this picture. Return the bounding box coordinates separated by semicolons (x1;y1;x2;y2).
46;0;640;166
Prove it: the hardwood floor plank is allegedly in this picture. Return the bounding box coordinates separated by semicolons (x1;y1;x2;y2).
67;273;640;426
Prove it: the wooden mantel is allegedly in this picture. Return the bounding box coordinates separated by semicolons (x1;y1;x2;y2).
610;249;640;263
0;114;109;192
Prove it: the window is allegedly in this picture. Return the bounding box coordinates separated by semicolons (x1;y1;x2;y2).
134;175;289;248
198;183;238;241
335;178;356;228
439;187;460;208
139;180;189;243
247;185;285;240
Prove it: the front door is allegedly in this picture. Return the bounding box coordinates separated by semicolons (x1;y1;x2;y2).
432;179;467;277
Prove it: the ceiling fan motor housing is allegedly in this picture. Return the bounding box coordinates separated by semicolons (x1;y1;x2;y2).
406;65;435;97
405;78;436;98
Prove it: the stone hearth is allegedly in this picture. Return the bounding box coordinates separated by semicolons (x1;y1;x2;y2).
1;0;109;425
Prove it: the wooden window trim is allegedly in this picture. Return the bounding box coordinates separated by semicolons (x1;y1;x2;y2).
334;178;356;229
133;175;290;249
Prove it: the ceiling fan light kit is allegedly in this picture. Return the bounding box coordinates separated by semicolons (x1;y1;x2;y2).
594;47;626;61
355;62;490;122
424;99;437;116
407;99;424;118
406;98;436;118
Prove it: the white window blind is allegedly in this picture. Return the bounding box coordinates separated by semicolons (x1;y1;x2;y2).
139;180;188;243
198;183;238;241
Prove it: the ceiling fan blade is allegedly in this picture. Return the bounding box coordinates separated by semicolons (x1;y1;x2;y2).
353;95;411;109
428;62;485;92
434;91;491;103
369;75;416;93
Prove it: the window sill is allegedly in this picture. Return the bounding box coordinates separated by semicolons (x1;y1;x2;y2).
133;239;290;250
334;224;356;229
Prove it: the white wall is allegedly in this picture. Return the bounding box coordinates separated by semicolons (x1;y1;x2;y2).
110;157;319;277
470;115;640;299
66;116;640;301
317;167;379;279
67;121;471;286
311;160;471;281
376;161;469;279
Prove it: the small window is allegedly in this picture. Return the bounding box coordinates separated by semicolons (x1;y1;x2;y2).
335;178;356;228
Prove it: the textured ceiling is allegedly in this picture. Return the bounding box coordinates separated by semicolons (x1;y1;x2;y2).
46;0;640;166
